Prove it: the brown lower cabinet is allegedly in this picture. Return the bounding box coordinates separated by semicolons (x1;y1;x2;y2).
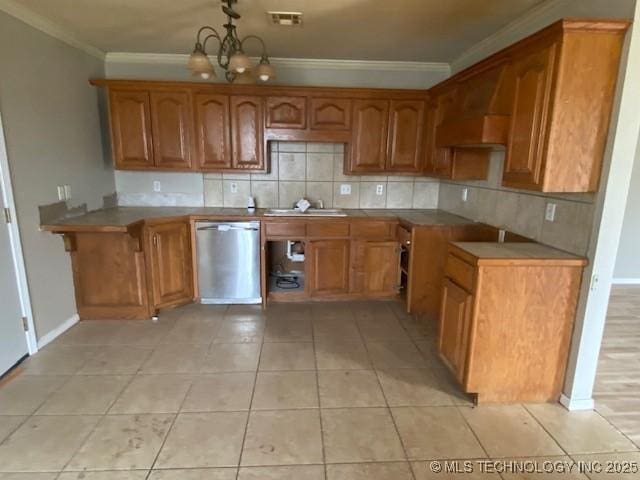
307;239;351;297
438;244;586;403
350;240;400;296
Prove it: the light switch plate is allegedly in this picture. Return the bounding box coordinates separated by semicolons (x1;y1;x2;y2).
63;185;72;200
461;188;468;202
153;181;161;192
57;186;65;201
230;182;239;194
340;184;351;195
376;184;384;196
545;202;557;222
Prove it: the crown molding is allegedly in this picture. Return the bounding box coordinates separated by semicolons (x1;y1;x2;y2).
105;52;450;74
450;0;569;73
0;0;104;59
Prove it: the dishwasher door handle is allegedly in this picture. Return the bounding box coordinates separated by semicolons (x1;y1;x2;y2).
196;225;259;232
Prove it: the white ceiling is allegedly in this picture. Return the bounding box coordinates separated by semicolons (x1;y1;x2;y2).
10;0;548;62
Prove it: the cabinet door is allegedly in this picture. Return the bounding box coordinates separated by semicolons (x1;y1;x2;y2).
150;91;193;169
439;280;473;382
307;240;350;296
387;100;425;173
193;94;232;170
148;222;193;308
109;90;154;169
310;98;351;131
266;96;306;129
351;241;400;296
503;43;557;189
230;96;265;170
349;99;389;172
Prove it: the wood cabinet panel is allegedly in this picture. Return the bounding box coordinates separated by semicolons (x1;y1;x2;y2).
307;240;350;296
266;96;306;129
310;98;352;131
307;222;350;238
265;221;306;238
230;96;265;170
193;93;232;170
150;91;193;169
109;90;154;169
147;222;193;308
439;279;472;383
387;100;425;173
351;221;394;239
351;241;400;296
349;99;389;173
503;43;557;188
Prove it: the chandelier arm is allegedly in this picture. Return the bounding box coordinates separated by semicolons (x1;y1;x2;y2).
240;35;269;57
202;32;222;53
196;26;220;44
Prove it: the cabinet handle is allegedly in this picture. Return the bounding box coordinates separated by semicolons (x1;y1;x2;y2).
153;234;158;246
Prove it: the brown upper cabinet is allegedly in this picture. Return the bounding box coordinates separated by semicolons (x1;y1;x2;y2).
193;93;232;170
349;99;389;173
149;91;193;170
386;100;425;173
266;96;307;129
230;96;265;170
309;98;352;131
109;90;154;169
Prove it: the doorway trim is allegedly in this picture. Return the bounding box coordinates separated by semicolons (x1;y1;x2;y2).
0;110;38;354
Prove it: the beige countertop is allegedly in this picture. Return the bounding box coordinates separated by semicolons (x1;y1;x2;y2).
42;207;474;232
451;242;586;264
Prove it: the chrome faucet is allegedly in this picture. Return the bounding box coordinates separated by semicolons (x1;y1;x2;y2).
317;199;324;209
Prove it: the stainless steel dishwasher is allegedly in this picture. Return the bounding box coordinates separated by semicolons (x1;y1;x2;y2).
195;221;261;304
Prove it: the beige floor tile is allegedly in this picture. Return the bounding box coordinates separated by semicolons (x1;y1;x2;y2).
413;339;446;366
322;407;406;463
0;417;26;443
318;370;385;407
459;405;563;458
141;344;207;374
201;343;261;372
156;412;247;468
357;318;410;341
58;472;149;480
214;320;264;343
315;340;371;370
181;373;255;412
264;318;312;342
148;469;237;479
36;375;130;414
392;406;486;460
311;303;356;321
0;474;59;479
77;346;152;374
571;452;640;479
259;342;315;371
108;321;173;346
496;456;589;479
163;318;221;344
238;465;325;480
312;318;361;340
225;305;266;322
326;462;414;479
108;375;193;414
377;368;455;406
411;460;501;479
366;342;426;369
0;415;100;472
21;345;93;375
252;372;318;409
241;410;323;466
67;414;174;471
0;375;68;415
526;403;637;454
56;321;126;345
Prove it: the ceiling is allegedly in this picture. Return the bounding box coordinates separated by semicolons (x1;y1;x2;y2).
13;0;548;62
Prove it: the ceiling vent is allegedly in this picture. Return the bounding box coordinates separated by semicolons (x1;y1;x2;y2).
268;11;303;26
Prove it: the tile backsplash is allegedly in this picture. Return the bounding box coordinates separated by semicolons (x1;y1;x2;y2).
116;142;439;210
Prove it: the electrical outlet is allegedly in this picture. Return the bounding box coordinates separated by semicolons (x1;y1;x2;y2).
340;184;351;195
63;185;72;200
153;181;161;192
545;202;557;222
57;186;65;201
230;182;239;194
461;188;468;202
376;184;384;196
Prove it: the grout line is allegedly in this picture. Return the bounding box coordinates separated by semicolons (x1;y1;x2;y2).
310;307;328;479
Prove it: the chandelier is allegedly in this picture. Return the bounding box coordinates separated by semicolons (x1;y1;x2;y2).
187;0;275;83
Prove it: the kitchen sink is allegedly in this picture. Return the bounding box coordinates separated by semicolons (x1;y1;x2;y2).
264;208;348;217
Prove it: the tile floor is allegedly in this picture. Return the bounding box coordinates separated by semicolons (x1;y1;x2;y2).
0;301;638;479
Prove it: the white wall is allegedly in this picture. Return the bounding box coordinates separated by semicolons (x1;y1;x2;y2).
0;11;114;342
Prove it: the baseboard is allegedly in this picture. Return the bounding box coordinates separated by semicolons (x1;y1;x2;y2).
37;314;79;349
612;278;640;285
559;393;595;411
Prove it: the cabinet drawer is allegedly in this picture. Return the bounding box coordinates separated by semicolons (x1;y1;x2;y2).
397;226;411;245
445;254;476;292
351;221;394;239
265;222;306;237
307;222;350;237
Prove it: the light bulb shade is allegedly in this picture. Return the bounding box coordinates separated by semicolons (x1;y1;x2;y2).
187;49;216;79
255;60;275;82
229;50;252;73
